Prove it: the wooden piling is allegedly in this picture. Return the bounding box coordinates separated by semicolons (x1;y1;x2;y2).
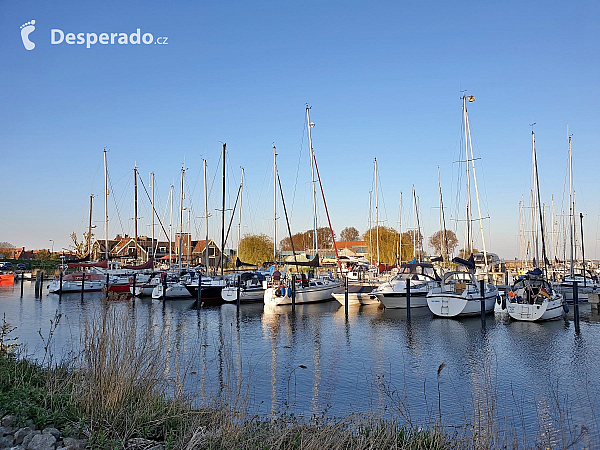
344;275;349;316
237;275;241;307
291;274;296;311
406;278;411;320
480;279;486;324
573;280;580;333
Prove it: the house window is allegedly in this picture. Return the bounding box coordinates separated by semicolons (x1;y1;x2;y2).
160;247;166;252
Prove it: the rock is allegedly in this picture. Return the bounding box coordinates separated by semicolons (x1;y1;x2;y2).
41;428;60;440
0;426;14;436
23;421;36;431
20;430;40;449
26;433;56;450
14;427;32;445
61;438;87;450
0;435;15;448
9;445;25;450
1;415;16;428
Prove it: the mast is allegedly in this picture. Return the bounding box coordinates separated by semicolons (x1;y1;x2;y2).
134;164;138;261
465;94;489;277
531;132;540;267
88;194;93;259
169;184;173;269
221;143;226;277
568;133;574;278
203;159;209;274
412;185;416;260
179;166;184;270
368;191;372;263
103;149;109;261
580;212;586;287
237;167;244;260
437;167;449;260
273;145;277;262
151;172;155;260
397;192;402;265
374;158;380;265
463;94;473;254
532;131;549;278
306;105;318;258
416;194;424;261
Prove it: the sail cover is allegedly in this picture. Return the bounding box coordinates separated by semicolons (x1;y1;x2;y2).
67;259;109;269
235;257;258;268
123;258;154;270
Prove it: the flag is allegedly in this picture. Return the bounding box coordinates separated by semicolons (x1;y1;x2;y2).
539;288;551;299
467;96;475;102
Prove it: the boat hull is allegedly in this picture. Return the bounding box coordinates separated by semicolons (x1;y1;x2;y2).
152;283;192;299
427;289;498;317
221;286;265;303
264;280;341;305
374;292;429;309
507;298;564;321
332;284;379;306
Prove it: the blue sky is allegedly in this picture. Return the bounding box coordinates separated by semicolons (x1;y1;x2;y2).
1;0;599;260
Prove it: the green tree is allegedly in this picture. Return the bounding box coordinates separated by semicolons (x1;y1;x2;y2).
362;227;414;264
428;229;459;259
280;227;333;251
340;227;360;241
239;234;273;266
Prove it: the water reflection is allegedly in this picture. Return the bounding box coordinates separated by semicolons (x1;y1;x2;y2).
2;283;600;446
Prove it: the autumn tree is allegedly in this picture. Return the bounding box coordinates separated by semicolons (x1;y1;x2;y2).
428;229;459;259
35;249;52;261
362;226;414;264
458;247;478;259
280;227;333;251
340;227;360;241
239;234;273;266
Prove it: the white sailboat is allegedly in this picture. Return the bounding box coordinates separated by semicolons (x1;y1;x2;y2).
373;263;441;309
427;94;498;318
264;106;342;305
505;131;565;321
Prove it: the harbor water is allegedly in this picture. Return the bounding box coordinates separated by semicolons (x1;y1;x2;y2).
1;281;599;447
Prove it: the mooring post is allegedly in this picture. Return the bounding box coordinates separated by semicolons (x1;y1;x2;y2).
162;272;168;300
81;271;85;302
197;272;202;308
480;279;486;324
237;275;241;308
406;278;411;320
291;274;296;311
132;273;137;299
20;271;24;298
344;275;349;316
573;280;580;333
59;270;63;299
105;273;110;299
34;270;41;297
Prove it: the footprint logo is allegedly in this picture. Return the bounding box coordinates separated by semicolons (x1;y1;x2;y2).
20;20;36;50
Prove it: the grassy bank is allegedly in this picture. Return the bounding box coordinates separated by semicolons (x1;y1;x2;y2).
0;311;450;449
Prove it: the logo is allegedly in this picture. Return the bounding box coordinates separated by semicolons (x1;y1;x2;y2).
20;20;36;50
51;28;168;48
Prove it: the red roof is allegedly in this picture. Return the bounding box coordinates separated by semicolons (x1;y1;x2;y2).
335;241;366;249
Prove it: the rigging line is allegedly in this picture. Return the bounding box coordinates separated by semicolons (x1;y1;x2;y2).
107;171;125;236
290;119;306;221
138;175;171;244
223;183;243;251
183;172;200;239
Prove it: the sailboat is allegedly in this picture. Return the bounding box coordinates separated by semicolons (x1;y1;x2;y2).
504;131;565;321
427;94;499;318
554;134;599;302
264;106;342;306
